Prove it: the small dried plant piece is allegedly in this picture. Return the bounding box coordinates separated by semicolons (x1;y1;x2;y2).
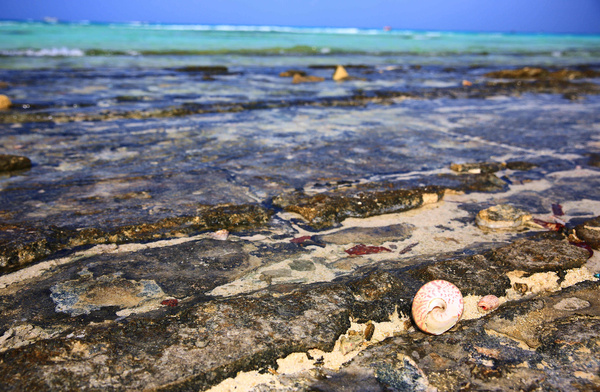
161;299;178;307
532;218;565;232
551;203;565;216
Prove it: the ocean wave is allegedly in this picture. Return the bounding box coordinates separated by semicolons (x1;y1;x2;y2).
0;47;85;57
112;23;391;36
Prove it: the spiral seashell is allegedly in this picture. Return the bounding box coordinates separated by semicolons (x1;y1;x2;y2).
411;280;464;335
208;229;229;241
477;295;500;311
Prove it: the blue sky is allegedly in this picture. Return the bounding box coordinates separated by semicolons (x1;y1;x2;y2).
1;0;599;34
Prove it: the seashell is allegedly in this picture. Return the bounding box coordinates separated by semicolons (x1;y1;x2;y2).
208;229;229;241
477;295;500;311
411;280;464;335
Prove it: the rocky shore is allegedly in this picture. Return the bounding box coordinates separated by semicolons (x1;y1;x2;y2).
1;65;600;390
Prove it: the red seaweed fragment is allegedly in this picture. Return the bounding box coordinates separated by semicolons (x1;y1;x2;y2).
399;242;419;255
291;236;312;244
533;218;565;232
161;299;178;307
570;241;594;258
290;235;325;247
345;244;392;256
551;203;564;216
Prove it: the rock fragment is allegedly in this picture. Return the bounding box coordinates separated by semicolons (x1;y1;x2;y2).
0;154;31;172
574;216;600;250
0;95;11;110
476;204;532;230
292;74;325;84
333;65;350;81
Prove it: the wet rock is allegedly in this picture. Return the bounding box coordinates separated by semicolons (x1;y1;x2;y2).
344;270;417;322
292;74;325;84
334;280;600;392
450;162;506;174
0;204;272;275
273;187;444;230
436;172;508;193
0;283;354;391
50;274;165;317
476;204;532;230
279;69;306;77
175;65;229;74
587;153;600;168
0;154;31;172
504;161;538;171
488;237;589;273
0;95;11;110
485;66;600;80
450;161;536;174
413;254;511;297
574;215;600;250
318;224;415;245
2;80;598;124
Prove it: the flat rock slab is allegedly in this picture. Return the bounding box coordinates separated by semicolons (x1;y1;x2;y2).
0;232;595;390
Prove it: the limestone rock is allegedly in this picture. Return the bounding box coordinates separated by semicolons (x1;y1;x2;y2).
476;204;532;230
292;74;325;84
333;65;350;81
0;95;11;110
279;69;306;77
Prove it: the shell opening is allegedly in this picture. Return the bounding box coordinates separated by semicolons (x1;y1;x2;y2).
425;298;460;335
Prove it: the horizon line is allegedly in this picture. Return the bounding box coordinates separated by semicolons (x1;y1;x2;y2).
2;18;600;37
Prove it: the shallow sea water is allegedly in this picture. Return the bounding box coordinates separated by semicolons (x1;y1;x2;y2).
1;22;600;235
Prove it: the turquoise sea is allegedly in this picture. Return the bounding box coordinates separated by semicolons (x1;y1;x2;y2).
1;20;600;69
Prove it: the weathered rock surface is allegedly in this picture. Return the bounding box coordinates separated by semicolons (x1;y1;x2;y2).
0;204;272;274
292;74;325;84
575;215;600;250
0;154;31;172
485;66;600;80
1;230;595;391
475;204;532;230
279;70;307;77
273;187;444;230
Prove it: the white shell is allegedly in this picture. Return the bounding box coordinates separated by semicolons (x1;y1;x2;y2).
477;295;500;311
411;280;464;335
208;229;229;241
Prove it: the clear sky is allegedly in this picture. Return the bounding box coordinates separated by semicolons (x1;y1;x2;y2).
1;0;599;34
